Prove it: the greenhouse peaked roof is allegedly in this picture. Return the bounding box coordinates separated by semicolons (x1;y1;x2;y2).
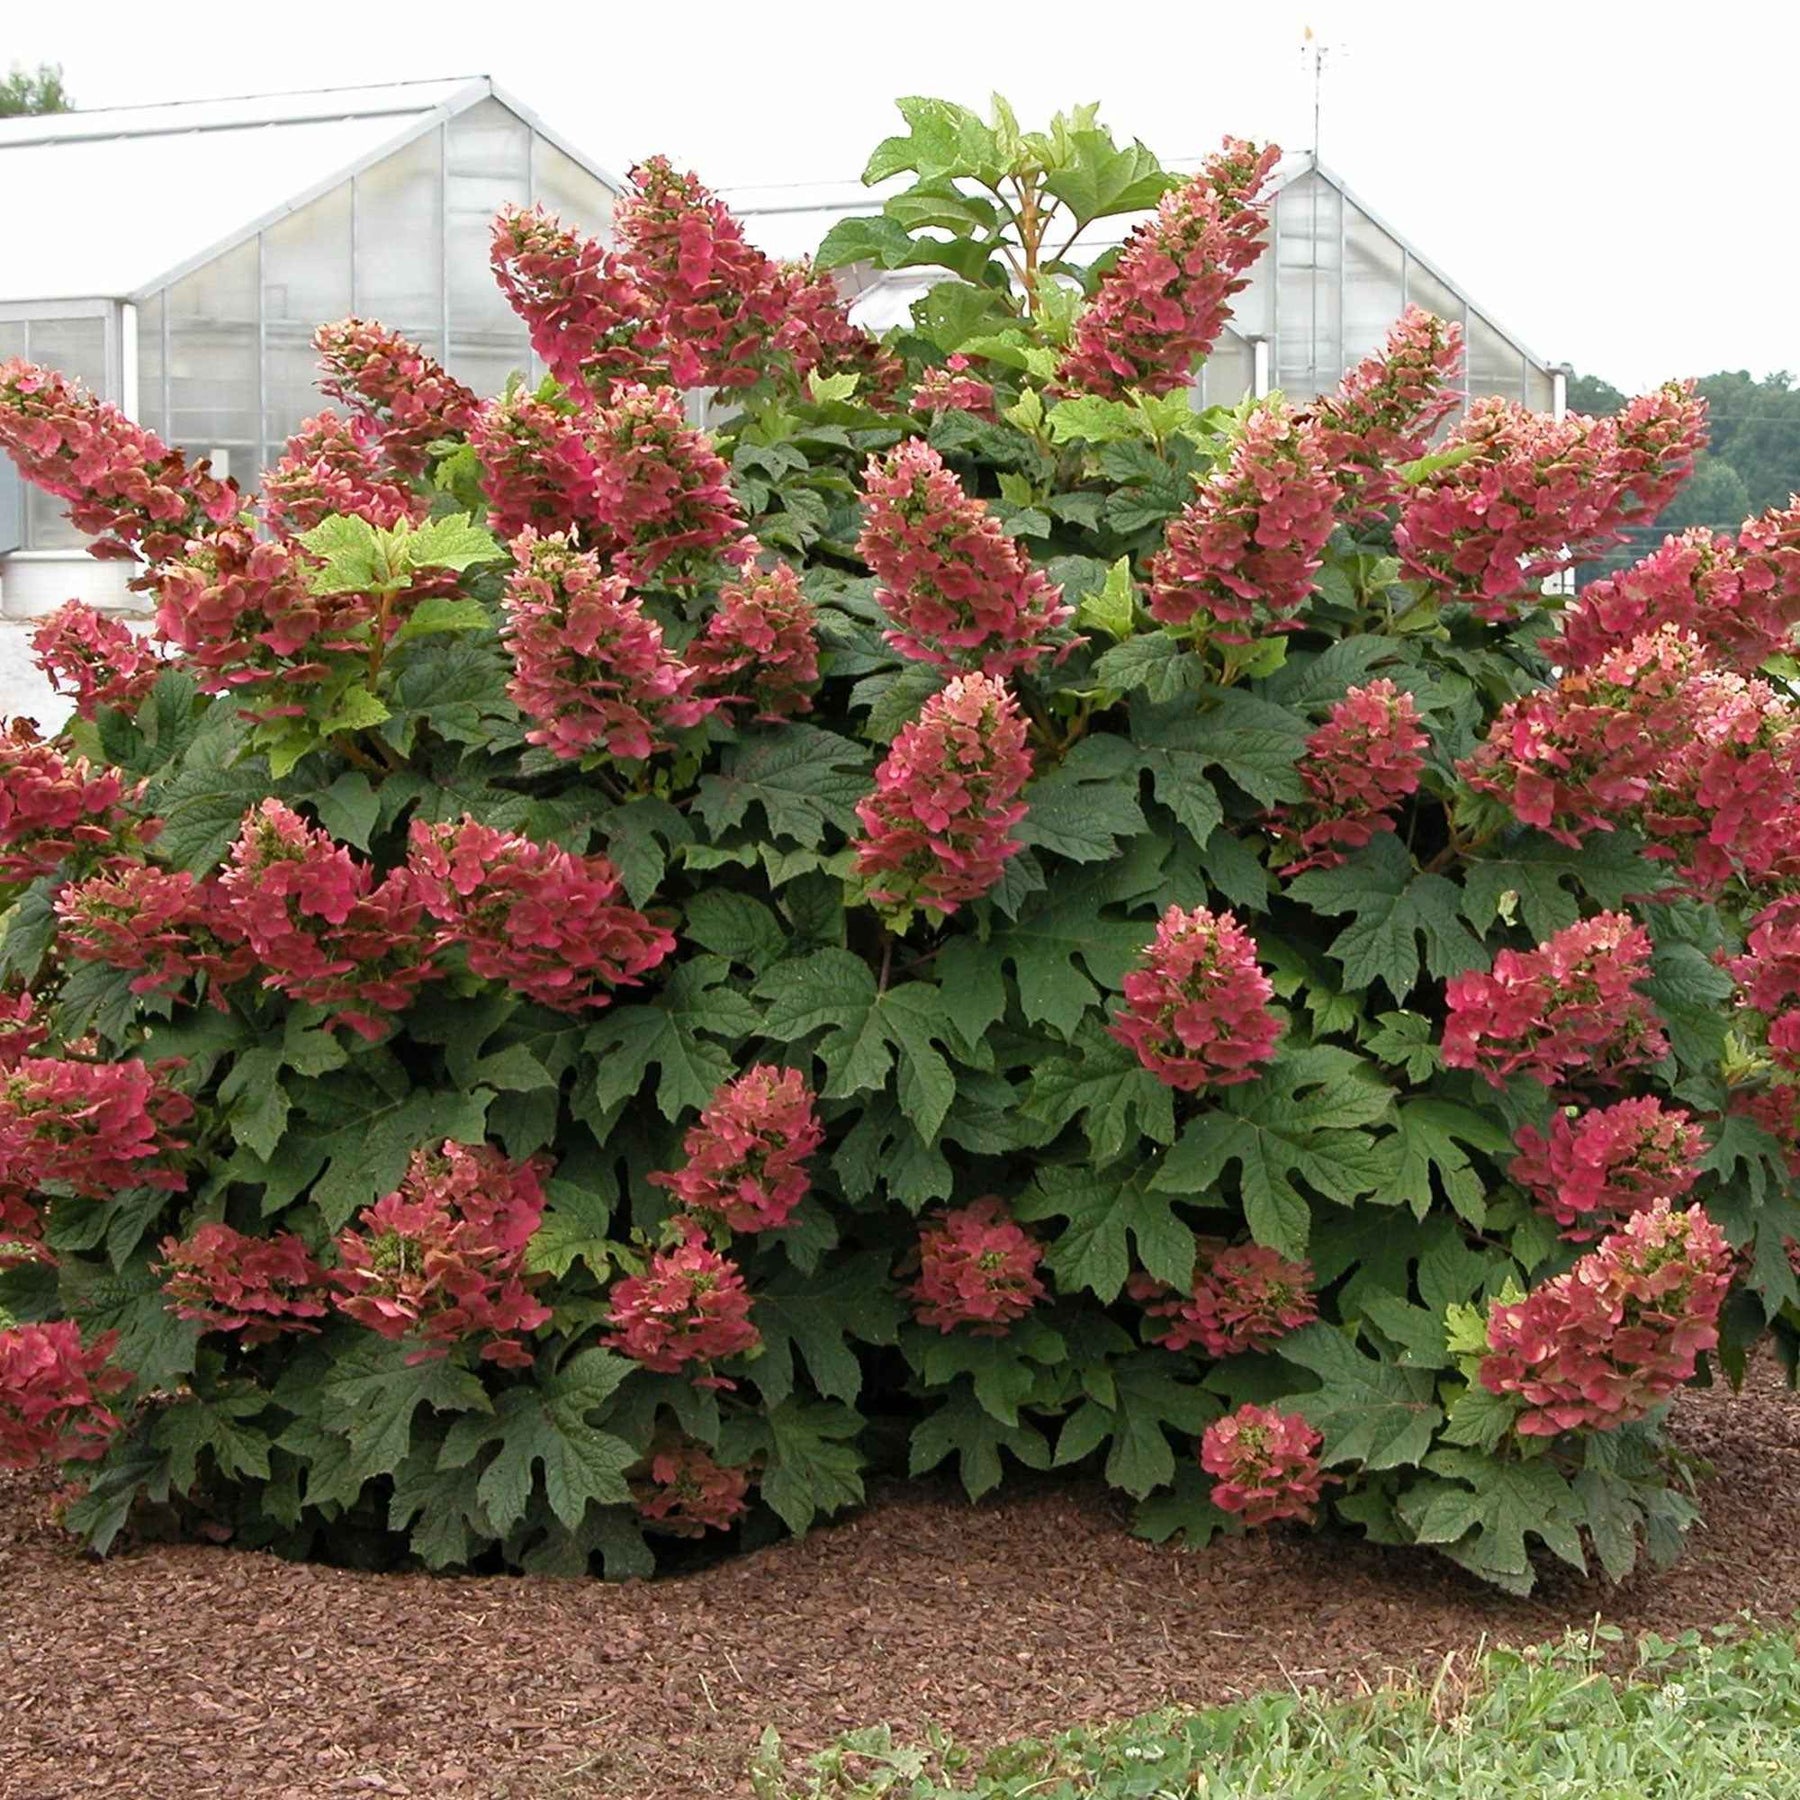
0;76;619;306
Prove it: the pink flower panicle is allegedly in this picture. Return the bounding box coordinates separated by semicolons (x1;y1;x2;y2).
858;440;1071;676
469;388;607;543
773;259;903;401
1556;525;1799;676
909;1197;1046;1335
686;561;821;720
1110;904;1283;1092
614;157;790;390
1728;897;1800;1072
159;1223;329;1344
1060;139;1280;400
1459;625;1800;898
1200;1403;1328;1526
1441;912;1668;1090
501;529;713;760
1274;679;1428;871
0;721;155;881
1310;307;1465;519
407;815;675;1012
635;1441;752;1536
0;358;238;563
1731;1081;1800;1176
30;603;164;718
261;410;426;538
605;1226;761;1379
313;320;480;475
0;991;47;1072
0;1055;192;1213
1398;384;1707;618
1131;1243;1317;1357
329;1141;552;1367
1510;1098;1705;1240
586;383;749;588
1147;402;1338;642
153;526;366;703
1460;625;1710;847
220;799;437;1040
56;860;254;1003
909;356;998;422
0;1321;131;1469
649;1064;824;1233
1479;1203;1732;1436
490;205;661;399
851;671;1033;920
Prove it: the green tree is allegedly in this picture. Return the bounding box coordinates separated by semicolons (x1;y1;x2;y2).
0;62;72;117
1566;372;1626;417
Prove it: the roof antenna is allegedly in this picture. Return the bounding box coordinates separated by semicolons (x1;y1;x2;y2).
1301;25;1330;161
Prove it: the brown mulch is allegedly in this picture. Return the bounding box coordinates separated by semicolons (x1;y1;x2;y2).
5;1367;1800;1800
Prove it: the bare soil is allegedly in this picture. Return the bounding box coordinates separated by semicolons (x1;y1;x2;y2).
4;1363;1799;1799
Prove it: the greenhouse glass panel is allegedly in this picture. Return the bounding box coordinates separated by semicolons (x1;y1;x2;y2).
448;99;532;398
354;132;444;357
1197;327;1253;408
263;184;353;458
23;315;108;548
136;290;165;438
1468;311;1525;404
167;237;258;482
1271;171;1341;401
534;136;613;238
0;322;25;362
1525;363;1556;415
1342;202;1405;367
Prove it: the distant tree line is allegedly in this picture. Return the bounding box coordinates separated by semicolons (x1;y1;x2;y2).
1570;369;1800;579
1;62;72;118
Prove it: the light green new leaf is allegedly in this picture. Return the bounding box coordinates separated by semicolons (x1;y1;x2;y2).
297;513;385;593
1152;1047;1397;1260
1076;556;1138;641
403;512;504;573
1043;128;1176;226
1277;1321;1443;1470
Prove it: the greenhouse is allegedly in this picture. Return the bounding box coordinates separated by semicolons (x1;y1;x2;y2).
0;81;1559;618
0;76;619;613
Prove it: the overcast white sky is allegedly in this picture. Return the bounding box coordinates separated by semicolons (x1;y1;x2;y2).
11;0;1793;392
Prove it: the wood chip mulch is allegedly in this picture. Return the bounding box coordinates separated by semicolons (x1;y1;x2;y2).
5;1363;1800;1799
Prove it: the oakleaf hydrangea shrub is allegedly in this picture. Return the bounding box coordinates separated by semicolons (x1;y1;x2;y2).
0;96;1795;1597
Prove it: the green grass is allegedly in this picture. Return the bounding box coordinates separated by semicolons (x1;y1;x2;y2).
750;1622;1800;1799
